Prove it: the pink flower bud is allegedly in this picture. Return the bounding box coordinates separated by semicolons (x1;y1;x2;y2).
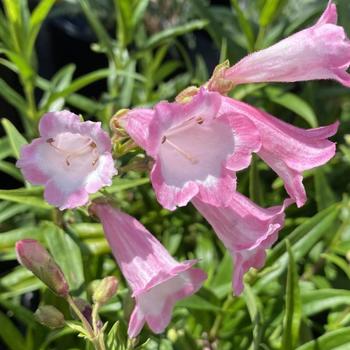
15;239;69;297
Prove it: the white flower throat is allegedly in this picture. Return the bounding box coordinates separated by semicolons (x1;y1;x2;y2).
46;137;98;166
161;117;204;165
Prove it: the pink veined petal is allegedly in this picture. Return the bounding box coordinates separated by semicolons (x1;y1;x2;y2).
17;111;116;210
90;203;207;337
192;194;291;295
219;113;261;171
119;108;155;154
220;1;350;87
147;87;222;157
219;97;338;207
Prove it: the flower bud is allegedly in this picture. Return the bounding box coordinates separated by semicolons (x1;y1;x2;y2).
92;276;118;305
15;239;69;297
35;305;65;329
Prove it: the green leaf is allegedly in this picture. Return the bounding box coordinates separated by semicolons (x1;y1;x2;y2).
0;188;49;208
0;310;26;350
79;0;115;62
39;64;76;111
211;251;233;299
282;241;301;350
43;221;85;293
0;137;11;160
302;289;350;317
0;79;27;115
176;295;221;312
0;160;23;181
296;328;350;350
0;203;29;223
265;86;318;128
131;0;149;28
321;253;350;279
230;0;255;52
44;69;109;109
1;118;27;159
256;205;340;291
259;0;288;27
243;284;264;350
314;168;336;211
144;20;208;49
28;0;56;57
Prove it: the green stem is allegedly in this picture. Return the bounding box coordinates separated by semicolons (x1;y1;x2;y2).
66;295;102;350
209;295;234;340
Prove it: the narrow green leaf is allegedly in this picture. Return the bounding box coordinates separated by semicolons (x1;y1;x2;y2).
79;0;115;62
282;241;301;350
144;20;208;49
265;86;318;128
0;137;11;160
0;160;23;181
314;168;336;211
0;310;26;350
44;69;109;108
176;295;221;312
321;253;350;279
0;203;29;223
131;0;149;28
302;289;350;317
296;327;350;350
43;221;85;293
259;0;288;27
0;80;27;115
28;0;56;56
243;284;264;350
256;205;340;291
230;0;255;51
0;188;49;208
1;118;27;159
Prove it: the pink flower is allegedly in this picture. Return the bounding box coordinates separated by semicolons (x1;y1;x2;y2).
120;88;261;210
218;1;350;88
192;194;292;295
90;202;207;337
17;111;116;210
219;97;338;207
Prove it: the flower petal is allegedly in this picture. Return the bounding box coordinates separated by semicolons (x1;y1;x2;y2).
221;1;350;87
192;194;291;295
220;98;338;207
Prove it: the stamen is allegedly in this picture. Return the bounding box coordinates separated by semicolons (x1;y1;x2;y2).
65;140;97;165
46;138;98;166
162;136;198;164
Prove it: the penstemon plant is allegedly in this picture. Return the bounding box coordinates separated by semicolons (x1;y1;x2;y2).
1;1;350;349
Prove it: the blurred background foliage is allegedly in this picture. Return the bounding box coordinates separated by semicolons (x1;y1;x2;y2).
0;0;350;349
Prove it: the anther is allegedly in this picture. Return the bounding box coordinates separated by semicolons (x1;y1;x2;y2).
196;117;204;125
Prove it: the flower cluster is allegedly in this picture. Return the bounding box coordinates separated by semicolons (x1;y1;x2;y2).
16;0;347;338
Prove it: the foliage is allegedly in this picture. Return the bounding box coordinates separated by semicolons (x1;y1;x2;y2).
0;0;350;349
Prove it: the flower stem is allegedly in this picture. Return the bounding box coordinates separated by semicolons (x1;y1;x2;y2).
66;295;103;350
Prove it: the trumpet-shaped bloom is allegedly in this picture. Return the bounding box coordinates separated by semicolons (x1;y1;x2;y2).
17;111;116;210
90;202;207;337
219;97;338;207
120;88;261;210
221;1;350;87
192;194;291;295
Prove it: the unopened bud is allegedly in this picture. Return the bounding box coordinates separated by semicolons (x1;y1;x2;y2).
15;239;69;297
93;276;118;304
35;305;65;329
